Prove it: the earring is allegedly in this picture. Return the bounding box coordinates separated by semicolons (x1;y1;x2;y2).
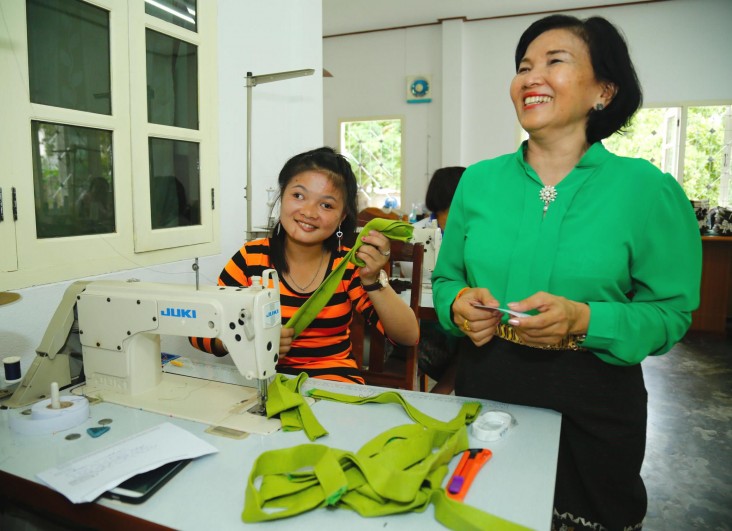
277;222;281;236
594;103;605;111
336;224;343;252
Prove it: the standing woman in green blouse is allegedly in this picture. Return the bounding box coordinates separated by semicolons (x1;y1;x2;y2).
432;14;701;531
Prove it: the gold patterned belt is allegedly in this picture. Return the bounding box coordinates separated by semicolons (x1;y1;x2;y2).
495;322;588;352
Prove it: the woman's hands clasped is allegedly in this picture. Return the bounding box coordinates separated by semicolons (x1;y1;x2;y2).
453;289;590;348
505;291;589;348
356;230;392;285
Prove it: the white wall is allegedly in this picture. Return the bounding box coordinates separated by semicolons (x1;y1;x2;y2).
0;0;323;376
323;26;443;213
324;0;732;209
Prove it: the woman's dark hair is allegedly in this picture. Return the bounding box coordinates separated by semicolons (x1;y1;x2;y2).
514;14;642;144
269;146;358;273
425;166;466;214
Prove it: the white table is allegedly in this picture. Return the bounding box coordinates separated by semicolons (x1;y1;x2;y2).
0;376;560;530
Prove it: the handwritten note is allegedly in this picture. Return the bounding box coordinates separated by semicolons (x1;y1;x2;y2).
37;422;218;503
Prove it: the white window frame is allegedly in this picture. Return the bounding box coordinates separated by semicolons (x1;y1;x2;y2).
129;2;218;252
633;102;731;207
0;0;219;291
339;116;405;210
518;102;732;208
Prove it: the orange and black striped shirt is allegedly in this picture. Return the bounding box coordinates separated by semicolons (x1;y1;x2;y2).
190;238;384;384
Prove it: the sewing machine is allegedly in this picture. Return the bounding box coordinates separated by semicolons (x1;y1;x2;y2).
411;226;442;285
6;272;282;417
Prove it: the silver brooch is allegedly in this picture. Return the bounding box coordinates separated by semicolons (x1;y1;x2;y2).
539;185;557;214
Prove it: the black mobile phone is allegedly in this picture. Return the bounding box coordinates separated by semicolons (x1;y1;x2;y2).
102;459;191;504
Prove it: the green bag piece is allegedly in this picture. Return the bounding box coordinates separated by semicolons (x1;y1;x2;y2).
243;422;530;530
266;373;328;441
256;374;530;529
284;219;414;338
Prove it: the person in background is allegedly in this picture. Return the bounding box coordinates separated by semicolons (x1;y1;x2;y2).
413;166;465;230
76;176;113;221
412;166;465;394
191;147;419;384
432;14;701;529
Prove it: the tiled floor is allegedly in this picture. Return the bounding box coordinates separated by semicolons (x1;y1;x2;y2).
642;329;732;530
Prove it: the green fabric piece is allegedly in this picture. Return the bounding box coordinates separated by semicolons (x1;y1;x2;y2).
253;375;529;528
432;489;530;531
284;219;414;338
307;387;482;432
242;421;530;530
266;373;328;441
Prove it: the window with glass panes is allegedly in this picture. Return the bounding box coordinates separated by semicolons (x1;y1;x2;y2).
604;105;732;208
0;0;217;290
340;118;403;211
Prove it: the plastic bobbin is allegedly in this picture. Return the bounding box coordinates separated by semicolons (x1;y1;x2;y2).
9;395;90;435
471;410;516;442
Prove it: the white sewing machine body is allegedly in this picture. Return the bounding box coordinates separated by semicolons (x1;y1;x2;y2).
6;272;282;418
77;274;281;397
411;225;442;284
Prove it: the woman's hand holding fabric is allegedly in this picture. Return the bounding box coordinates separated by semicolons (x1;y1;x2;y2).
506;291;589;348
279;326;295;357
452;287;502;347
356;230;391;285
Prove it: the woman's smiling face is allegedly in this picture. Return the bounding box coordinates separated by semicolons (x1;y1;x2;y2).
279;170;346;246
510;28;605;141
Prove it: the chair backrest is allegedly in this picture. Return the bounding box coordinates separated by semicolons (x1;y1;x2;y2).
343;207;404;248
351;241;425;391
357;207;401;227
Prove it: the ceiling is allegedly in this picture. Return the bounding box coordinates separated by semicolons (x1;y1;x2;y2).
323;0;650;36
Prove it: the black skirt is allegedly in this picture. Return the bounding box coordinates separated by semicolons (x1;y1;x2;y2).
455;337;647;531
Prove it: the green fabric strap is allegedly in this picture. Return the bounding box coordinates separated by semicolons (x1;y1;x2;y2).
431;489;531;531
308;387;482;432
284;219;414;338
266;374;328;441
265;372;481;440
243;421;530;530
253;375;530;529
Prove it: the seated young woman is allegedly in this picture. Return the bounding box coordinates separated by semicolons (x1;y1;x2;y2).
190;147;419;384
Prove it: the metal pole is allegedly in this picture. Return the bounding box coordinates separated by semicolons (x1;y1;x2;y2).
246;72;253;239
243;68;314;239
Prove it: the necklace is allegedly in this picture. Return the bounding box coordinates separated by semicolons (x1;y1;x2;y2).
539;185;557;214
285;250;325;292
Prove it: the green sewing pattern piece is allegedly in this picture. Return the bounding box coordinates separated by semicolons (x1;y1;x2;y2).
284;219;414;338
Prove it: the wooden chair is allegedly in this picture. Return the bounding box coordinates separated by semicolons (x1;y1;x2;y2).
343;207;403;248
357;207;401;227
351;241;428;391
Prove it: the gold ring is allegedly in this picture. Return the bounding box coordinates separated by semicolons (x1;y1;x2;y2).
462;319;471;332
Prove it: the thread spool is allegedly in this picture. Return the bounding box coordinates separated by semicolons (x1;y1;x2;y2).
3;356;22;383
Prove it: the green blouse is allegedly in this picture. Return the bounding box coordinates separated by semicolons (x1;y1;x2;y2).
432;142;702;366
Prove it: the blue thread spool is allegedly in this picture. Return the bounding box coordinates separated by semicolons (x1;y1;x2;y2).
3;356;22;382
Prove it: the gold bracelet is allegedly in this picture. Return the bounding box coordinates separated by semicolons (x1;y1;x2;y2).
495;323;589;352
